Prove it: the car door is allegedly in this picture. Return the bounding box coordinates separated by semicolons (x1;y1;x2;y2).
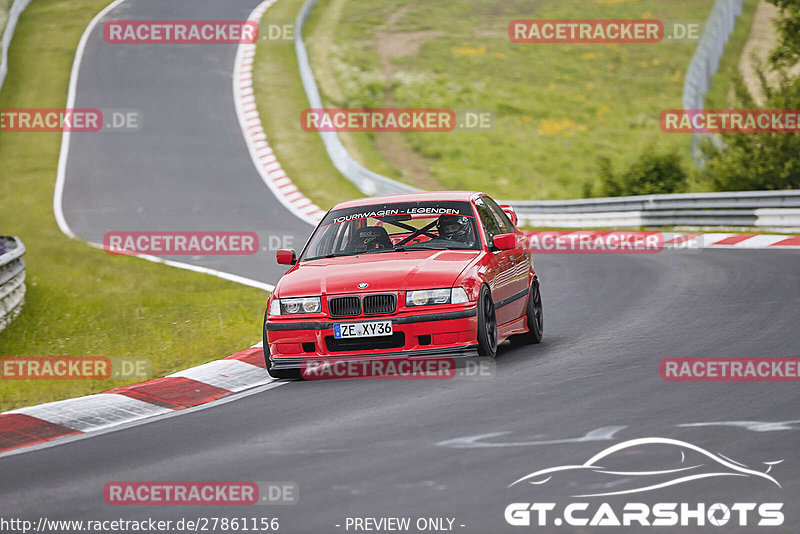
474;197;516;325
484;196;530;322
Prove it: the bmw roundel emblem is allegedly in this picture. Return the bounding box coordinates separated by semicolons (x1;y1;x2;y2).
358;282;368;289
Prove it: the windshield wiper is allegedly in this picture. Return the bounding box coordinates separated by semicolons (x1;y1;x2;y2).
393;244;445;251
303;252;350;261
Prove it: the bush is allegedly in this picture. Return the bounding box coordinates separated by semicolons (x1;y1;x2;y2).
701;71;800;191
768;0;800;68
699;0;800;191
596;146;688;197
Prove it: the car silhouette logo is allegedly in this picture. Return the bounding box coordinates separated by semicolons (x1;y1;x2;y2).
508;437;783;498
358;282;368;289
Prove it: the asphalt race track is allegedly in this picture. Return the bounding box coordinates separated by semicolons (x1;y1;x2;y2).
60;0;314;283
3;248;800;532
6;0;800;532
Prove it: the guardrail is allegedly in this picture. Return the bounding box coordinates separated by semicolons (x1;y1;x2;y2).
683;0;743;161
295;0;419;196
504;190;800;229
0;236;26;333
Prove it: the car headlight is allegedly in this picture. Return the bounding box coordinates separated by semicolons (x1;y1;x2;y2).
406;288;470;307
273;297;321;315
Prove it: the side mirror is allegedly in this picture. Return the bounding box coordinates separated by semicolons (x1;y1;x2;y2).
493;233;516;251
498;204;518;227
276;249;296;265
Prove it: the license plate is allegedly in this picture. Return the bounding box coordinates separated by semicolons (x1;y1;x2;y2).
333;321;393;339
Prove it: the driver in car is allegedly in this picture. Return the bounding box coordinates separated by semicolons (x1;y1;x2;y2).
436;214;475;246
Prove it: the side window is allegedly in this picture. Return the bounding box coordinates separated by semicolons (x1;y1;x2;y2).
309;224;336;258
484;197;513;233
474;197;501;245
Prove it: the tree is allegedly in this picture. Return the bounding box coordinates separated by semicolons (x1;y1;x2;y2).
700;1;800;190
599;146;687;197
767;0;800;68
701;70;800;190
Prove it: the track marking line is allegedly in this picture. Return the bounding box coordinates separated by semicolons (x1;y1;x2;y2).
7;393;172;433
0;380;288;459
232;0;325;227
51;0;275;292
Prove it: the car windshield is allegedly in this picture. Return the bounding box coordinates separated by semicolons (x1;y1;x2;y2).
301;201;481;261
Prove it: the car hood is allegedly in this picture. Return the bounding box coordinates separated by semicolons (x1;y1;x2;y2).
276;249;480;296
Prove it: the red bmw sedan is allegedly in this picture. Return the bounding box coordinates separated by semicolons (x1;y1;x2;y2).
263;191;543;379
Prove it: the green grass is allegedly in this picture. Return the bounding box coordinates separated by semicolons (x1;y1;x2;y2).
253;1;762;202
705;0;759;109
0;0;267;411
303;0;411;185
299;0;725;200
252;0;362;210
0;0;12;38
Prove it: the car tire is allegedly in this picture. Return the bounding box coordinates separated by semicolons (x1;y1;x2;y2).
512;278;543;345
263;309;301;380
477;285;498;358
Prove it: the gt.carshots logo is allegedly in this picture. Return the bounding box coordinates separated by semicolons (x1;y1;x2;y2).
504;438;784;527
504;502;783;528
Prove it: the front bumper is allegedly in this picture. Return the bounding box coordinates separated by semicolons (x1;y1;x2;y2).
265;307;478;369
